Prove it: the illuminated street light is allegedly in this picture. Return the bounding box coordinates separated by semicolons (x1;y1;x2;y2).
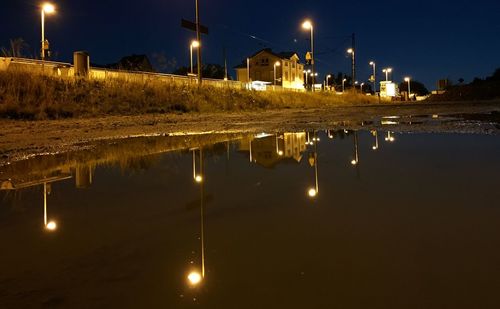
347;48;355;83
360;82;365;93
274;61;281;87
369;61;376;92
342;78;347;92
404;77;411;99
326;74;331;91
383;68;393;81
302;20;315;91
43;182;57;232
190;40;200;74
308;188;317;197
40;2;56;61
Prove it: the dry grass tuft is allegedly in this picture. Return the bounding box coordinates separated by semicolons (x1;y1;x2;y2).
0;69;378;120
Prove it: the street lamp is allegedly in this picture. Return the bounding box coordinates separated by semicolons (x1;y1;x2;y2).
274;61;281;87
190;40;200;75
369;61;376;92
383;68;393;81
305;69;311;86
342;78;347;92
347;48;355;84
302;20;315;91
404;77;411;99
360;82;365;93
40;2;56;61
326;74;331;91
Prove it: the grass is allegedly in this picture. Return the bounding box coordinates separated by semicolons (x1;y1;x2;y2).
0;69;378;120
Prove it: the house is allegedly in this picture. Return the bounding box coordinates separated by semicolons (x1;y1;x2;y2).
235;48;305;90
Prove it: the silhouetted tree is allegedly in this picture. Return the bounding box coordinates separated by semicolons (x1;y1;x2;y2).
1;38;29;57
398;80;429;96
174;63;227;79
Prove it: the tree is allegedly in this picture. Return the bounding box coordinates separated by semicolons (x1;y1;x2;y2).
1;38;29;58
173;63;227;79
398;80;429;96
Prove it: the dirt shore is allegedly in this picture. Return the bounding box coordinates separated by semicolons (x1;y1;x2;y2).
1;100;499;165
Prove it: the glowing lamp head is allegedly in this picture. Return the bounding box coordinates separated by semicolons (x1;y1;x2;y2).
42;3;55;14
404;77;410;82
327;74;331;78
275;61;281;67
188;272;202;285
278;150;284;156
390;137;395;142
347;48;354;54
302;20;313;30
388;68;393;73
343;78;347;82
369;61;375;65
191;40;200;48
195;175;203;183
46;221;57;231
308;188;317;198
372;146;378;150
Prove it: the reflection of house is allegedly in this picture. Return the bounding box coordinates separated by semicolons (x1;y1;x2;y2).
239;133;306;169
235;49;305;90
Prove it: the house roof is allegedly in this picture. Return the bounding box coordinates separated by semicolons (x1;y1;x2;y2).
233;48;301;69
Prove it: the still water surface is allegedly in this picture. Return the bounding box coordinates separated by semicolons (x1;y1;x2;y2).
1;129;500;308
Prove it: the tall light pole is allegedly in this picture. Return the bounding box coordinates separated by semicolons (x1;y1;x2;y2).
383;68;392;81
40;2;56;61
369;61;376;92
360;82;364;93
326;74;331;91
302;20;315;91
305;69;311;86
404;77;411;100
195;0;202;85
273;61;281;87
347;48;355;85
190;40;200;75
342;78;347;92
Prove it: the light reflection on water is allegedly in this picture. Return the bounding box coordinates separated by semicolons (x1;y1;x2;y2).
0;129;500;308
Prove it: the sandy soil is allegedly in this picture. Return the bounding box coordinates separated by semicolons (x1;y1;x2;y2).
0;100;499;165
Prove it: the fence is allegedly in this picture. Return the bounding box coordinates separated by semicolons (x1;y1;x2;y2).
0;57;247;90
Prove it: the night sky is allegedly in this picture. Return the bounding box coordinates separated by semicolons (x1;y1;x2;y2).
1;0;499;88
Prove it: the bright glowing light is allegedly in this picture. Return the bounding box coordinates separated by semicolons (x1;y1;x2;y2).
42;3;55;14
347;48;354;54
369;61;375;65
343;78;347;82
195;175;203;183
308;188;317;197
274;61;281;67
372;146;378;150
404;77;410;82
302;20;313;30
389;137;395;142
46;221;57;231
278;150;284;156
191;40;200;48
351;160;358;165
327;74;331;78
188;272;202;285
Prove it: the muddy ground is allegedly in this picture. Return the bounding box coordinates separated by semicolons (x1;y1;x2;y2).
0;100;499;165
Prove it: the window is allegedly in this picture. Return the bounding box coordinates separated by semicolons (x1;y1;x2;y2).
292;62;296;69
285;72;289;81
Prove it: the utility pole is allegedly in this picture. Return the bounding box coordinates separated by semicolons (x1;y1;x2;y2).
223;46;228;80
195;0;202;85
351;33;356;84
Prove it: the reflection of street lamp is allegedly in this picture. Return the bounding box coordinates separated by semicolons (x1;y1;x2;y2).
369;61;376;92
188;271;202;285
371;130;379;150
190;40;200;74
347;48;355;83
192;149;203;183
342;78;347;92
274;61;281;86
350;132;359;166
41;2;56;61
43;182;57;231
385;131;395;142
307;131;319;199
302;20;315;91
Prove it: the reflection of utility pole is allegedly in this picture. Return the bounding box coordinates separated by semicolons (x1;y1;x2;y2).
372;130;379;150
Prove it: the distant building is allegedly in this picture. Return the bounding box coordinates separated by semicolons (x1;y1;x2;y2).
235;48;305;90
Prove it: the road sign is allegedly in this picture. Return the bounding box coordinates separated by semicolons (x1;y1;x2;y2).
181;19;209;35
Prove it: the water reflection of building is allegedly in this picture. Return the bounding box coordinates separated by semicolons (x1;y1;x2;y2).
239;133;306;169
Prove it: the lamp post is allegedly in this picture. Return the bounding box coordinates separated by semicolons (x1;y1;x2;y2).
326;74;331;91
347;48;355;84
404;77;411;100
383;68;392;81
40;2;56;61
305;69;311;86
190;40;200;75
274;61;281;87
302;20;315;91
360;82;364;93
369;61;376;92
342;78;347;92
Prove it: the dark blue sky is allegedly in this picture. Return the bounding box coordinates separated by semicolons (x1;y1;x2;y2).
1;0;499;88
